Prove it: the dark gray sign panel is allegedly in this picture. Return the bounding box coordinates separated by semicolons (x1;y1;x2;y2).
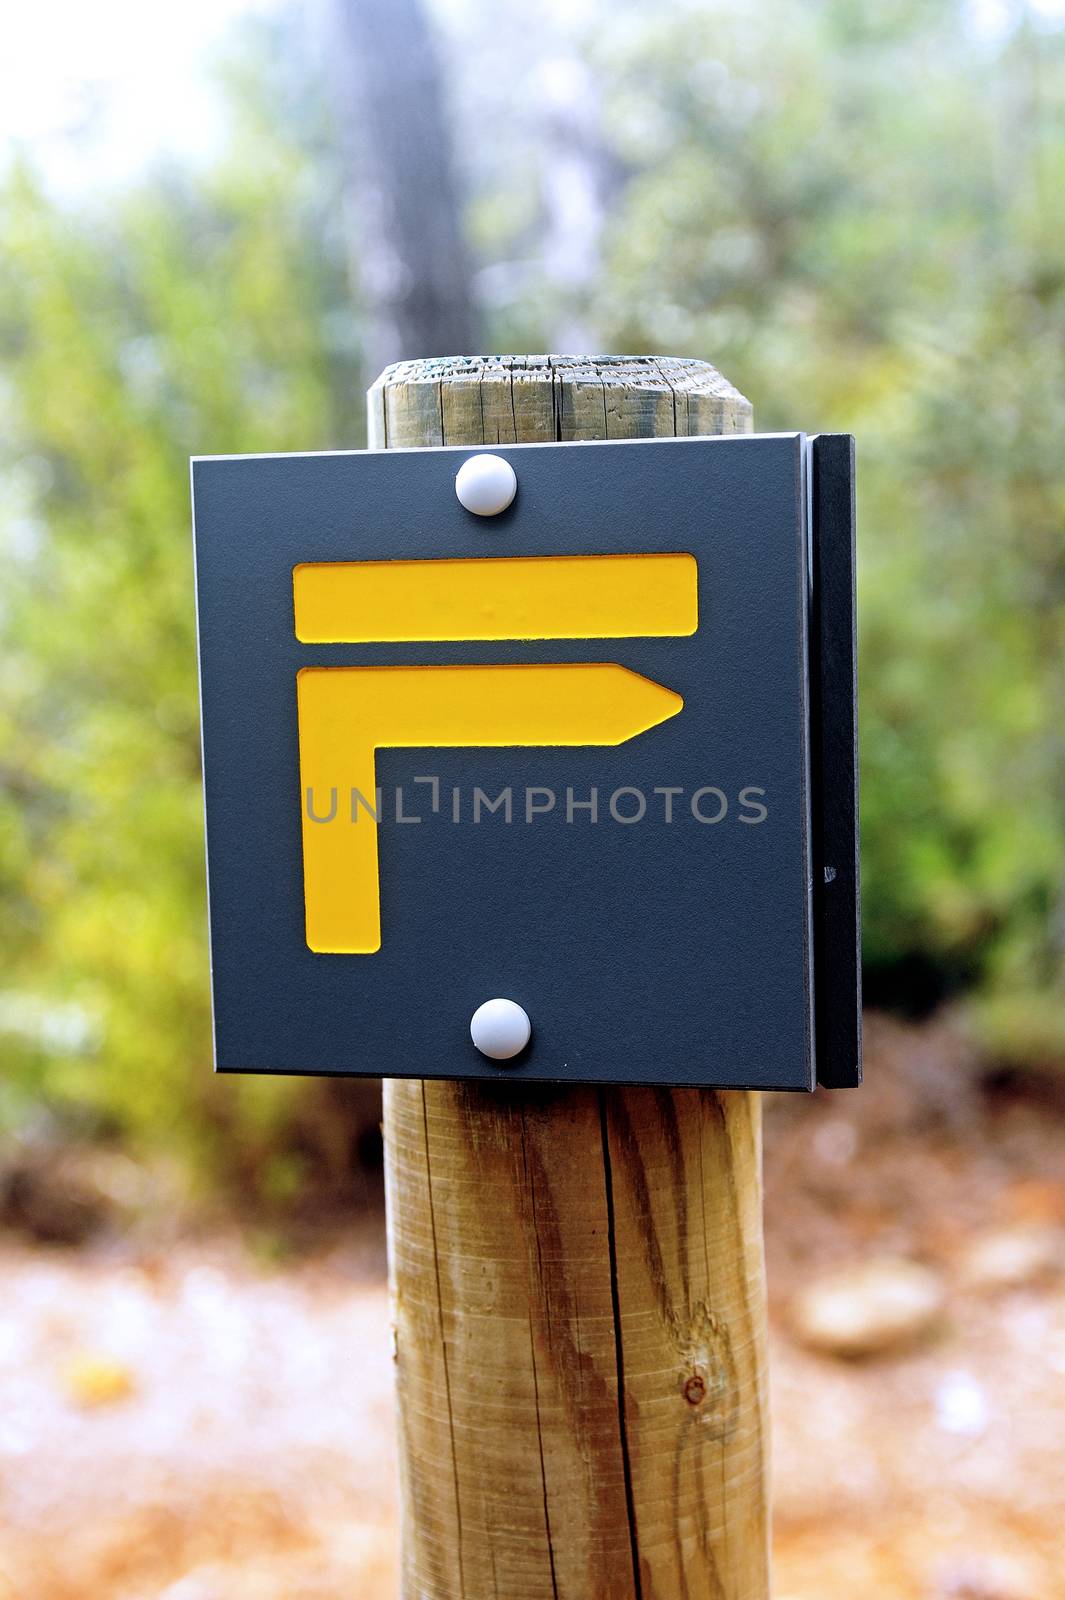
192;432;859;1090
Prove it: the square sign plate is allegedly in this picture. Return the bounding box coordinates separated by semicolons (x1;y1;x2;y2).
192;432;858;1091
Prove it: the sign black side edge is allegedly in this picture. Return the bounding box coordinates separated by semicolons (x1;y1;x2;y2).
810;434;862;1087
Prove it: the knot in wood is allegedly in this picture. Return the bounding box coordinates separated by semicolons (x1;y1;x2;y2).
683;1371;707;1406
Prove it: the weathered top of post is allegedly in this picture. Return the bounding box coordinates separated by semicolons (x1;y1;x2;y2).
367;354;752;449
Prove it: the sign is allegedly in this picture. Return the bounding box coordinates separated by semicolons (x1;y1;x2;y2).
192;432;859;1089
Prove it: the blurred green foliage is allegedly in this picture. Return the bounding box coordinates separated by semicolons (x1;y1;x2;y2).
470;0;1065;1026
0;22;369;1189
2;0;1064;1188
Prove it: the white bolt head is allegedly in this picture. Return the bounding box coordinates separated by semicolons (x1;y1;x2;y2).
455;453;517;517
470;997;531;1061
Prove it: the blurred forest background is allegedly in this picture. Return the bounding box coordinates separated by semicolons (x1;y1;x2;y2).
4;3;1065;1595
2;0;1065;1194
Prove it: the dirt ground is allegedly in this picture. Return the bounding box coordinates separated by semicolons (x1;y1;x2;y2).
1;1014;1063;1599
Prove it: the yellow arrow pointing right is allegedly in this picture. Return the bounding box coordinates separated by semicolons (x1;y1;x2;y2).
297;663;682;953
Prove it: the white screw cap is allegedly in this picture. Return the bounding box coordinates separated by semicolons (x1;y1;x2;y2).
470;997;531;1061
455;453;517;517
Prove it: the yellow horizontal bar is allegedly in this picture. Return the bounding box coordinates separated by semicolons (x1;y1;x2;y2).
293;552;697;643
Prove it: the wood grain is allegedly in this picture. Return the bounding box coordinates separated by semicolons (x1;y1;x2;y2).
372;355;769;1600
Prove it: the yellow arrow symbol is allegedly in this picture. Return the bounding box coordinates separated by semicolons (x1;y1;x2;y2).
297;663;683;953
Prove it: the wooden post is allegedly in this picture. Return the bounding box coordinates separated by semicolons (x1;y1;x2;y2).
370;355;770;1600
